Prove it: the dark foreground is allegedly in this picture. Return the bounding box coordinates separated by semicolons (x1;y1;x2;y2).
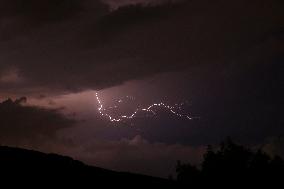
0;146;174;187
1;140;284;188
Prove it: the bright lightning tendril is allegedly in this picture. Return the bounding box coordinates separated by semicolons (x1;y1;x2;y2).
95;92;194;123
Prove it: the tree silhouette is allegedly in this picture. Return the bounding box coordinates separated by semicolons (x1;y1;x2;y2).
176;160;200;186
176;138;284;187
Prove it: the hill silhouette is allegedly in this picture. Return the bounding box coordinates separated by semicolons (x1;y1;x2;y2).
0;146;174;187
1;139;284;187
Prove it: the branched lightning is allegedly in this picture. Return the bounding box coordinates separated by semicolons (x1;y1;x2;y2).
95;92;195;123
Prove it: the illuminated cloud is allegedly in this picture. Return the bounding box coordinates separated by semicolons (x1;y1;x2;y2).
95;92;194;122
39;135;206;177
0;68;22;84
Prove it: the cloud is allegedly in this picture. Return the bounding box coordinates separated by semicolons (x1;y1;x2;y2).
0;0;82;18
27;134;206;178
0;0;108;41
0;97;75;145
103;0;183;9
0;0;282;177
0;0;282;95
0;68;22;83
91;135;205;177
0;0;108;23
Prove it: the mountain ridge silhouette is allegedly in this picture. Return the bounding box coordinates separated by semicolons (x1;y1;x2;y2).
0;145;174;187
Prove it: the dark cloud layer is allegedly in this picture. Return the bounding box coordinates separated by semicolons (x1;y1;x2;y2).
0;0;283;177
0;0;283;94
0;0;108;41
0;97;74;145
0;0;282;147
0;0;82;19
0;0;108;23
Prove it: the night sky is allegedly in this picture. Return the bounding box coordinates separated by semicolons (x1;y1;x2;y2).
0;0;283;177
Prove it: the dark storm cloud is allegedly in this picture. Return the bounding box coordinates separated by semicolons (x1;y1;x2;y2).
128;53;283;145
104;0;183;9
0;0;108;23
0;0;82;19
0;0;282;177
190;56;283;144
0;97;75;145
0;0;108;40
0;0;283;94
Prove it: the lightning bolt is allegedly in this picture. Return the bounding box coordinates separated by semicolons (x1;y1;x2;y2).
95;92;195;123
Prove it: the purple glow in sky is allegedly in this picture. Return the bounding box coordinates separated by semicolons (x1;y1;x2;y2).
0;0;283;178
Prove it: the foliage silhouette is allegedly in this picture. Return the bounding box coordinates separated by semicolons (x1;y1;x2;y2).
176;138;284;187
1;138;283;187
